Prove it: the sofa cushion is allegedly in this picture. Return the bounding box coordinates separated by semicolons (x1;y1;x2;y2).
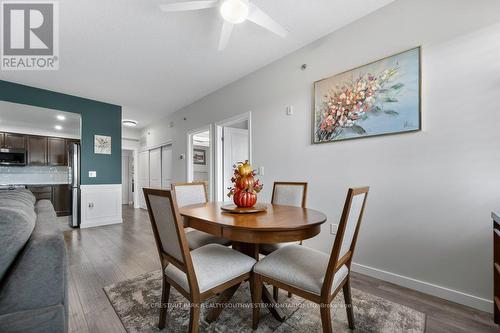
32;202;59;238
0;207;36;282
35;199;55;214
0;234;67;315
0;304;66;333
0;189;35;208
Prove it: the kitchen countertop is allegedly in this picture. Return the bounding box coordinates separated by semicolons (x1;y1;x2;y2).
0;182;70;186
493;212;500;225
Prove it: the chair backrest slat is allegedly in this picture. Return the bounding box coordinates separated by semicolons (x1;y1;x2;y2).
143;188;200;294
271;182;308;208
322;187;369;298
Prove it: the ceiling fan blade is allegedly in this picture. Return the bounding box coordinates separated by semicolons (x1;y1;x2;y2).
159;1;218;12
247;3;288;38
218;21;233;51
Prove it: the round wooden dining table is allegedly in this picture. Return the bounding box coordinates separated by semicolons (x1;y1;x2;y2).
179;201;328;322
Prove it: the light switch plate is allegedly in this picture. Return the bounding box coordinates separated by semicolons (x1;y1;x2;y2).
286;106;294;115
89;171;97;178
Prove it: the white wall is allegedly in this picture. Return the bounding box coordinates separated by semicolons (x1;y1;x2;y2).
141;0;500;311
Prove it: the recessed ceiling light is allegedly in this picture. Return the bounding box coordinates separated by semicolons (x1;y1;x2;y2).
56;115;66;121
122;120;138;127
55;125;63;130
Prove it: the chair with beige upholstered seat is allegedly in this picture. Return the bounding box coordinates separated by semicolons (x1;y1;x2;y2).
172;182;231;249
259;181;307;299
259;181;308;255
143;188;257;332
252;187;369;332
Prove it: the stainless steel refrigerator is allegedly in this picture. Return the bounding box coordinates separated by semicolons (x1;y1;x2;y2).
68;143;80;227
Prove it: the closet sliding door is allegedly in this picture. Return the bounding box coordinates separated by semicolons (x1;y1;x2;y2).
161;145;172;190
149;148;162;189
138;150;150;209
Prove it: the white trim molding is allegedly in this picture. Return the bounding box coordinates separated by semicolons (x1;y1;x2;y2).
351;262;493;313
80;184;123;229
214;111;252;202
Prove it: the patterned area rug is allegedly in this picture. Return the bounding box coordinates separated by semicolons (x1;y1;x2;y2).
104;270;426;332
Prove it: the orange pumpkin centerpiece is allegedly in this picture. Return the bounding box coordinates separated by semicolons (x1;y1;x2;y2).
227;161;263;208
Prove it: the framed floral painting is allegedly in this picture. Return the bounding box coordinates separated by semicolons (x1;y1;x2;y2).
313;47;421;144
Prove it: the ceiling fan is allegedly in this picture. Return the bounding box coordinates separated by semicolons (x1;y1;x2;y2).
159;0;288;50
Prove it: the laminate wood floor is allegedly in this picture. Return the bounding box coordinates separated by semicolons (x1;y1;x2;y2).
64;205;498;333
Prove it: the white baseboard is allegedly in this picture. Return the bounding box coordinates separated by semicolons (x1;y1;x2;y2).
80;184;123;229
351;262;493;313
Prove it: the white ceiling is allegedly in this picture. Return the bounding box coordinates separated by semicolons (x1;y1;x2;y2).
0;0;394;128
0;101;81;138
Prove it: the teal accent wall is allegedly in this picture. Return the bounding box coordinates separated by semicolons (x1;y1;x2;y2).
0;80;121;185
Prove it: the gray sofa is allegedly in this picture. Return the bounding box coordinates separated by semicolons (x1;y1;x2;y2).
0;189;68;333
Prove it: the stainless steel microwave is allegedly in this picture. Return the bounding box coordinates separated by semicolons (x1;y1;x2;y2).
0;148;26;166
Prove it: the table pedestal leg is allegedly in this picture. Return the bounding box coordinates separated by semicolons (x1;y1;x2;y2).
232;241;286;322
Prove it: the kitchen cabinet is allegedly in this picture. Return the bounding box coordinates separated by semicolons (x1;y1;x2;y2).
27;136;48;165
4;133;26;149
48;137;67;166
52;185;71;216
0;133;4;147
28;186;52;201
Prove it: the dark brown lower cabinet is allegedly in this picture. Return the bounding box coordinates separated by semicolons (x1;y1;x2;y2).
52;185;72;216
28;186;52;201
27;185;72;217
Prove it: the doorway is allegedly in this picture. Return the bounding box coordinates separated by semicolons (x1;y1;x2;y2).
121;150;134;205
215;112;252;202
187;126;213;200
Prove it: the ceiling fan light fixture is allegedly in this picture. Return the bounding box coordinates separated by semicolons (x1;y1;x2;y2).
220;0;249;24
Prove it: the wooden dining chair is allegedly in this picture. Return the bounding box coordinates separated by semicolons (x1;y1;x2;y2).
252;187;369;332
259;181;308;299
143;188;257;332
172;182;231;249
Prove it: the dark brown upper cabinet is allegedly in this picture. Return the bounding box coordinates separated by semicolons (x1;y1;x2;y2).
27;136;48;165
48;137;67;166
0;133;4;148
4;133;26;149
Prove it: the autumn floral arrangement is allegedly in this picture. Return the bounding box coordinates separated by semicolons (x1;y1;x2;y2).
316;66;403;142
227;161;263;208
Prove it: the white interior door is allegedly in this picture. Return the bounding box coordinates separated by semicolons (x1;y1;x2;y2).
223;127;249;202
138;150;150;209
161;145;173;189
149;148;162;189
121;155;129;205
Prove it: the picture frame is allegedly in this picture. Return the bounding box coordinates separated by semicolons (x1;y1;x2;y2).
193;148;206;165
313;47;421;144
94;135;112;155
